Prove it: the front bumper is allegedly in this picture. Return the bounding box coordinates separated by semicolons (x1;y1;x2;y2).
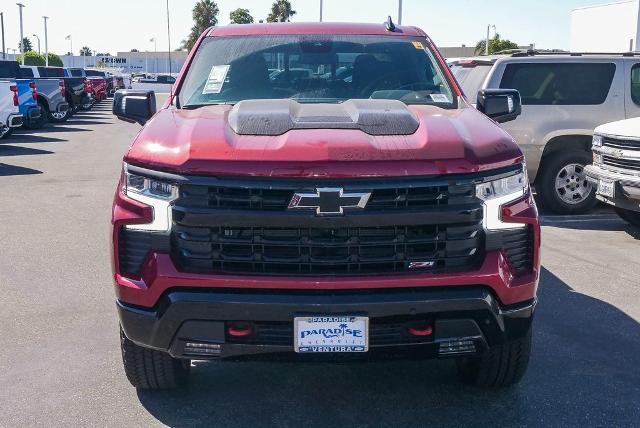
118;286;535;360
585;164;640;212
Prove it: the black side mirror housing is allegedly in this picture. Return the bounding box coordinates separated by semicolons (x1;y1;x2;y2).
477;89;522;123
113;90;156;125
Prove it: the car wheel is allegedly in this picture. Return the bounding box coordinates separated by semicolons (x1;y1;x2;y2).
24;102;47;130
615;207;640;228
456;328;532;387
536;150;597;215
49;108;70;123
120;326;190;389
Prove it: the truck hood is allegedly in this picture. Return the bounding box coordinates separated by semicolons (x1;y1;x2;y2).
595;117;640;139
124;103;523;178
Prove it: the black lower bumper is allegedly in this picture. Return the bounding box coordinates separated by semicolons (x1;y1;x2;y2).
118;287;535;360
586;165;640;212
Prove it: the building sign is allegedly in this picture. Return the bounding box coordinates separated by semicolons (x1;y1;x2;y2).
98;56;127;65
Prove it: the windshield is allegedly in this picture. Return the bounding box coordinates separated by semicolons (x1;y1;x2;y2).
450;63;493;101
179;35;455;107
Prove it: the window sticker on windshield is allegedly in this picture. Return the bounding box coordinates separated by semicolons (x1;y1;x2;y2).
203;65;230;94
430;94;450;103
412;41;424;50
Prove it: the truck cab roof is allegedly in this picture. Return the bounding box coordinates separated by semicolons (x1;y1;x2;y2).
208;22;427;38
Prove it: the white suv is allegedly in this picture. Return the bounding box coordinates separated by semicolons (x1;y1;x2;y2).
450;53;640;214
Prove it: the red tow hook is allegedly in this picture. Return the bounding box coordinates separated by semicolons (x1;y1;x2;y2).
227;323;254;337
408;324;433;337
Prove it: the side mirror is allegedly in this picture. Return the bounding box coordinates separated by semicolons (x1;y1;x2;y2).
113;89;156;125
476;89;522;123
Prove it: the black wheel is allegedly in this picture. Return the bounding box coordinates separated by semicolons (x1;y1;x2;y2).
456;328;532;387
536;150;597;215
24;102;48;130
615;207;640;228
120;327;190;390
48;107;71;123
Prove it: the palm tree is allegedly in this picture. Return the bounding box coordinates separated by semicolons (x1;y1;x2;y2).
267;0;297;23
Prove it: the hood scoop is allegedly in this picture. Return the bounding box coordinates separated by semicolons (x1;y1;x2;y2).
228;99;420;136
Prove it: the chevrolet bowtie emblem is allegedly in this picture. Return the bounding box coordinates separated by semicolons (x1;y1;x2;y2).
288;188;371;216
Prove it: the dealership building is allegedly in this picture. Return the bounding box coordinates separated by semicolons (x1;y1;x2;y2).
571;0;640;51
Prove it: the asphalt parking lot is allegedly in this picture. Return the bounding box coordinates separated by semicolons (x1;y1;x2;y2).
0;101;639;427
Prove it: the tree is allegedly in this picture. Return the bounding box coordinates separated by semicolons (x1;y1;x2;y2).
230;8;254;24
96;52;111;56
182;0;219;51
79;46;92;56
18;37;33;52
475;34;519;55
267;0;296;22
46;53;64;67
130;48;140;52
16;51;45;66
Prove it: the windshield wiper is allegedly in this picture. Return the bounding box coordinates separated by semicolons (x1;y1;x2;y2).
182;102;235;109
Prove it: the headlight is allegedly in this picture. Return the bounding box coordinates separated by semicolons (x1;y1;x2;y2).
592;135;603;148
477;167;528;230
123;164;178;231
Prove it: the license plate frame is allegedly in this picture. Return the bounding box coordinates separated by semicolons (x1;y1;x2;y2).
294;316;369;353
597;179;615;198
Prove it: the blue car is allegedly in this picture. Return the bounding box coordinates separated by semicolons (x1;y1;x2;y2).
15;79;42;129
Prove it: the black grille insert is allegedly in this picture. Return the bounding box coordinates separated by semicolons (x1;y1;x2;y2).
500;226;534;276
602;155;640;172
178;181;475;211
118;229;152;275
603;137;640;150
171;222;483;276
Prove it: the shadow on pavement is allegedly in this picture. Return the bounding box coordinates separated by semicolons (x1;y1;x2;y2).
0;163;43;176
541;214;640;239
64;120;112;126
136;268;640;427
19;126;94;134
0;145;53;157
4;133;68;144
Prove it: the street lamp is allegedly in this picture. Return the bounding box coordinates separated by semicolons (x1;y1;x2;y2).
485;24;496;55
1;12;5;60
150;37;156;73
43;16;49;66
398;0;403;25
166;0;172;76
32;34;40;54
16;3;25;65
319;0;323;22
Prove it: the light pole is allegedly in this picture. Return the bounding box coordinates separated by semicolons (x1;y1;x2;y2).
150;37;156;73
65;34;72;56
398;0;403;25
166;0;172;76
43;16;49;66
319;0;323;22
485;24;496;55
32;34;40;54
17;3;25;65
1;12;5;60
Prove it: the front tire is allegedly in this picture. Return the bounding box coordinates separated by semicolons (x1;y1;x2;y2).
120;327;190;389
456;328;532;387
537;150;597;215
615;207;640;228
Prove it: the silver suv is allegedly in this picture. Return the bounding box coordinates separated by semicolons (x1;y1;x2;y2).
450;52;640;214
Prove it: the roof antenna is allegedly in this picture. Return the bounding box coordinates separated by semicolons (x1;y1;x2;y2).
385;16;396;32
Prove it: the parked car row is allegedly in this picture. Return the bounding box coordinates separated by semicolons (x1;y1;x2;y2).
0;61;121;137
449;51;640;216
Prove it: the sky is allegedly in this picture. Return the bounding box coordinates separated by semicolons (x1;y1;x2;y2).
0;0;618;56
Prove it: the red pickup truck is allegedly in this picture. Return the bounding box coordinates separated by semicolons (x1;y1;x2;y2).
112;21;540;390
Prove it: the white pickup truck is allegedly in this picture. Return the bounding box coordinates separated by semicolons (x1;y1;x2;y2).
586;118;640;227
0;79;23;139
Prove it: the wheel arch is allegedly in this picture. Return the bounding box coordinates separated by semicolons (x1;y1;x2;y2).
36;94;50;113
536;134;593;184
